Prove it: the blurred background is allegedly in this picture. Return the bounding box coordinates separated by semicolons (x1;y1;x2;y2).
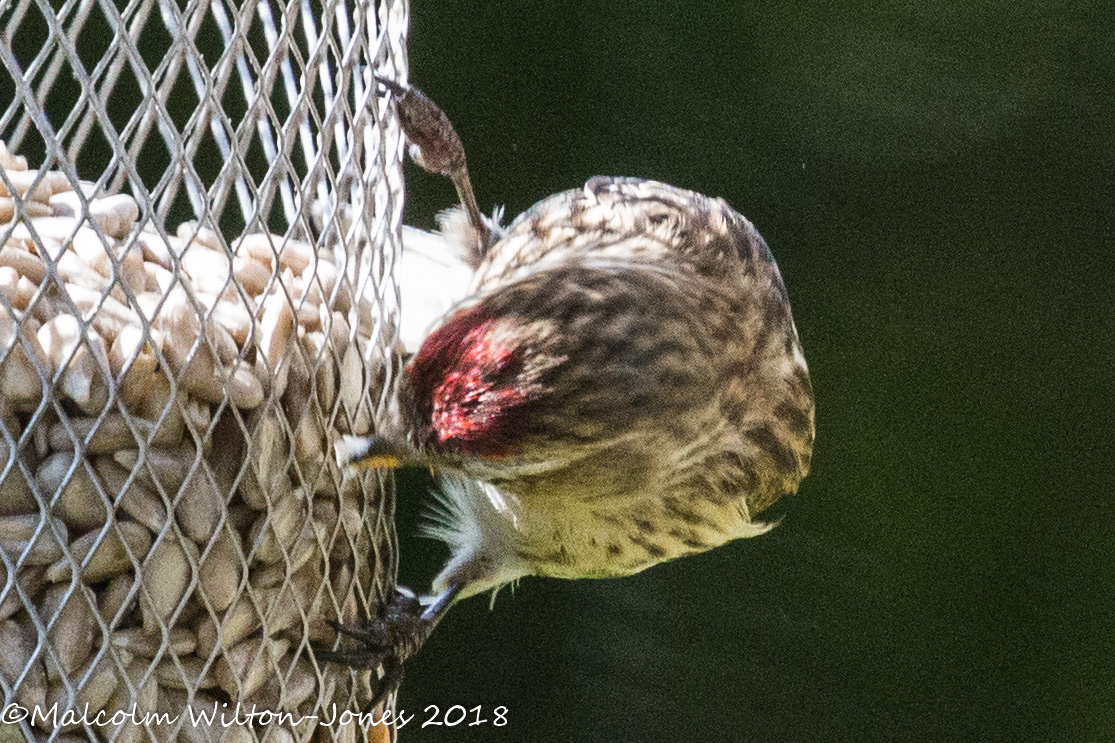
394;1;1114;741
3;0;1108;740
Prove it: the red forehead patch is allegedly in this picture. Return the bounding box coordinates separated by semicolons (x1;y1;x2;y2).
407;307;535;456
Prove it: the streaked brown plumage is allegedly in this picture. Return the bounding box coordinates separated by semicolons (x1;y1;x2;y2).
319;80;815;706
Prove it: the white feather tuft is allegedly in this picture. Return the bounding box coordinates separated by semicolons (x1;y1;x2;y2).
397;226;475;353
418;473;529;600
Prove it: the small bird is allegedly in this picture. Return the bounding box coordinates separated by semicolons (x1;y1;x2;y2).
319;79;815;704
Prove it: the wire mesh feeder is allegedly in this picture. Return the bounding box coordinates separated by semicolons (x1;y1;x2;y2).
0;0;407;741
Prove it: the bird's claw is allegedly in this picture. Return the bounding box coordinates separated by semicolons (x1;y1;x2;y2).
371;76;466;180
314;586;437;710
373;74;406;97
323;618;390;651
371;75;491;255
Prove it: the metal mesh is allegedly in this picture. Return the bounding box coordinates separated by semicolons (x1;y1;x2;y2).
0;0;406;741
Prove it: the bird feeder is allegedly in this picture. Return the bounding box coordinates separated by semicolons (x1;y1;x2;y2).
0;1;406;741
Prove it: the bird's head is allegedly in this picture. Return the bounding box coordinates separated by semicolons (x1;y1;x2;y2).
338;300;571;480
400;304;558;461
339;265;720;489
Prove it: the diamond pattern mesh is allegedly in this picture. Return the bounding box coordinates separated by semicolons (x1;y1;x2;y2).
0;0;407;740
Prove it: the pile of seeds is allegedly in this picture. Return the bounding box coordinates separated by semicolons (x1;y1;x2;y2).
0;142;389;742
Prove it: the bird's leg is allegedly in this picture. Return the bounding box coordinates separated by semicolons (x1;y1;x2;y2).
315;583;463;711
419;581;462;623
374;76;490;259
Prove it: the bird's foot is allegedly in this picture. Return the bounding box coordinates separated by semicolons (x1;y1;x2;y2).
315;586;441;710
373;76;465;181
373;75;490;258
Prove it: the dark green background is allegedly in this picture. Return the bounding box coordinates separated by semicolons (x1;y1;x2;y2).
394;2;1115;742
2;0;1110;740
